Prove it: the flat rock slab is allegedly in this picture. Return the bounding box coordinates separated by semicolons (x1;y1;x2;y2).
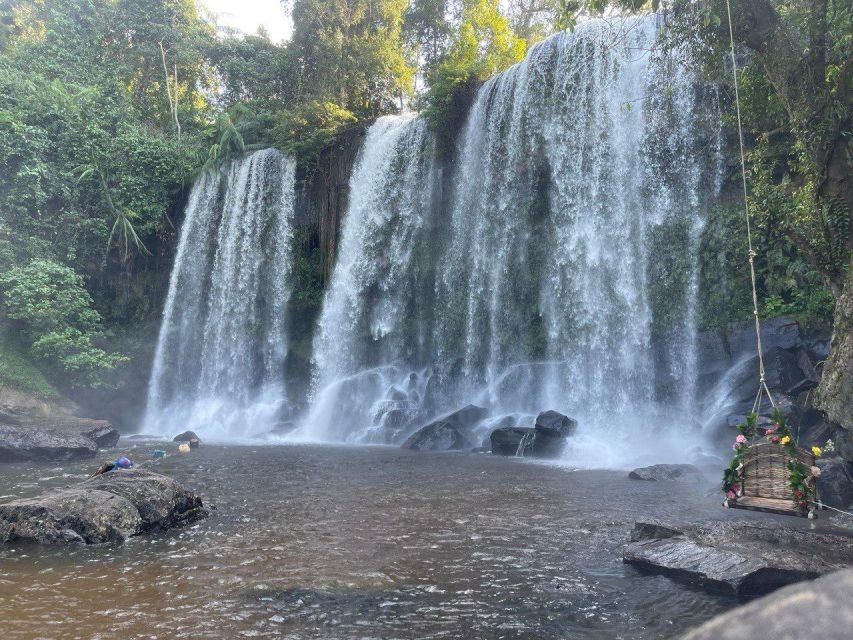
0;424;99;462
624;519;853;598
0;469;207;544
682;569;853;639
628;464;704;482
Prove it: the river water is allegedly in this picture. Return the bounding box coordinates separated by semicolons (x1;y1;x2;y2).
0;444;751;639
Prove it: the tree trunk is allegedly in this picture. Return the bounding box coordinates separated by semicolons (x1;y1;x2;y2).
815;270;853;461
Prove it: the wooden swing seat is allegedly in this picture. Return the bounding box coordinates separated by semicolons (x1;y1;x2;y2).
728;442;817;518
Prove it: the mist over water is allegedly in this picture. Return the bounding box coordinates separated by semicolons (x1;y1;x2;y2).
144;149;296;439
297;15;723;465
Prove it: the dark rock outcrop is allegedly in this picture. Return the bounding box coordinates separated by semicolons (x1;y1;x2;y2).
78;420;120;448
628;464;704;482
0;387;121;456
490;426;534;456
682;569;853;640
0;469;206;544
401;405;487;451
695;317;833;447
816;456;853;509
0;424;99;462
173;430;201;444
624;520;853;598
531;410;577;458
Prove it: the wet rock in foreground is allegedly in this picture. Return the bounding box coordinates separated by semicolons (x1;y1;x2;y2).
682;569;853;639
624;519;853;598
0;468;207;544
628;464;704;482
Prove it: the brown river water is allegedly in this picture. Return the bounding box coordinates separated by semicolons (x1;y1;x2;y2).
0;443;798;639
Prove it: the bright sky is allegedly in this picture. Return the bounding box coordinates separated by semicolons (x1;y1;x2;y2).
200;0;293;43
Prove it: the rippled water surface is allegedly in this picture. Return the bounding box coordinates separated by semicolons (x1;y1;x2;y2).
0;444;756;639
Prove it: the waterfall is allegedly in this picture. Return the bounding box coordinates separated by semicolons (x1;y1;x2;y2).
143;149;296;439
300;15;723;465
300;115;438;442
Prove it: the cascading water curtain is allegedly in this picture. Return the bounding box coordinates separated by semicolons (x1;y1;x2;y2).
302;15;722;463
144;149;297;440
299;114;438;443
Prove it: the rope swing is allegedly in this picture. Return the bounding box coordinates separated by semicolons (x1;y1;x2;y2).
719;1;823;519
724;0;776;416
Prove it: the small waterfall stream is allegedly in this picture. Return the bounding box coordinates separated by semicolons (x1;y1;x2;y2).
144;149;296;439
298;16;722;464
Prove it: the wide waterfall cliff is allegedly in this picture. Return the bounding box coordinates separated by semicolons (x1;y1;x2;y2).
144;149;296;439
297;16;723;464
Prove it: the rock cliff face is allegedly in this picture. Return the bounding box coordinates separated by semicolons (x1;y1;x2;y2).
815;278;853;462
694;317;833;446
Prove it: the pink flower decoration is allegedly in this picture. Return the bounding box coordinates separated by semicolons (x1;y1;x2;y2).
727;490;736;500
765;428;774;436
736;435;747;444
771;435;780;443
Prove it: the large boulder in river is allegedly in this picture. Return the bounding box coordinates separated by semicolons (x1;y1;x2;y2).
490;426;535;456
623;519;853;598
173;430;201;445
0;424;99;462
401;405;487;451
628;464;704;482
682;569;853;640
531;410;577;458
0;468;206;544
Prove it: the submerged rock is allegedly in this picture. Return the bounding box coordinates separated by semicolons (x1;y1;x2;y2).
682;569;853;639
401;405;487;451
490;426;535;456
0;468;206;545
531;410;577;458
624;519;853;598
628;464;704;482
0;424;99;462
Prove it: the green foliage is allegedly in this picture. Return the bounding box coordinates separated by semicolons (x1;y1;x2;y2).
288;229;326;312
202;103;266;171
0;260;127;386
290;0;415;116
0;0;208;324
423;0;526;131
0;328;59;398
273;101;358;170
698;202;835;330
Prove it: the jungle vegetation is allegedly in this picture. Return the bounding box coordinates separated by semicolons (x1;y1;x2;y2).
0;0;848;403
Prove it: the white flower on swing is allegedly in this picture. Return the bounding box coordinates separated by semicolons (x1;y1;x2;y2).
811;466;821;477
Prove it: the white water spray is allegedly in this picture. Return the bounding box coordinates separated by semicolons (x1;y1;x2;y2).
299;16;722;465
143;149;296;439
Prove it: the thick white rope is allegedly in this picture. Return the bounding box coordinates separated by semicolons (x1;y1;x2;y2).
725;0;776;410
